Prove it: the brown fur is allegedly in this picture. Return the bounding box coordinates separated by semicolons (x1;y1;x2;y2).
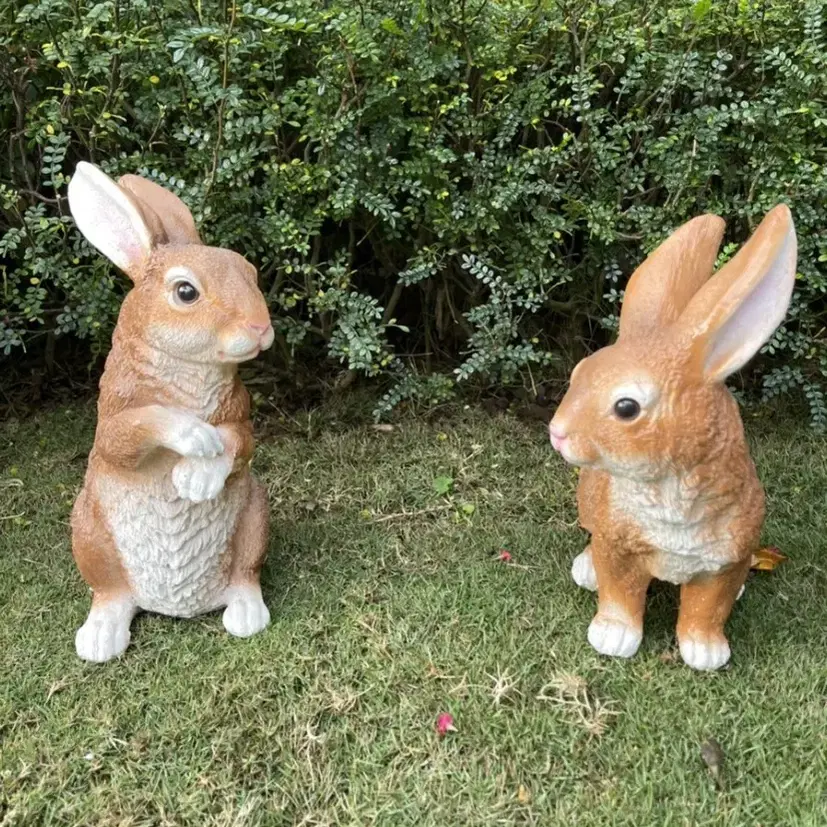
68;162;274;659
551;205;796;669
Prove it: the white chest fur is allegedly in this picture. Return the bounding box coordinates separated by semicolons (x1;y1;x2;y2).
610;475;734;584
97;474;243;616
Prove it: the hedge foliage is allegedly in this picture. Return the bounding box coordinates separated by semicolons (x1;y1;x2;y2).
1;0;826;422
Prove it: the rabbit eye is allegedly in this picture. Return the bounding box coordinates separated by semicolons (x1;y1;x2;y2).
175;281;199;304
614;398;640;420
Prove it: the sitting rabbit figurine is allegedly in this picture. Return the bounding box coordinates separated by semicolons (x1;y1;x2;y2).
68;162;274;662
549;205;796;670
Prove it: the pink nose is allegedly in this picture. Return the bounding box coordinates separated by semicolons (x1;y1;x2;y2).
247;322;270;336
549;422;567;452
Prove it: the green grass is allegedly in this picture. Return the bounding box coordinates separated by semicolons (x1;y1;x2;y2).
1;402;826;826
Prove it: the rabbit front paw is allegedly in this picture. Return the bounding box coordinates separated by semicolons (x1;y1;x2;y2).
572;548;597;591
588;610;642;659
75;597;135;663
164;415;224;459
172;455;232;502
222;585;270;638
678;633;731;671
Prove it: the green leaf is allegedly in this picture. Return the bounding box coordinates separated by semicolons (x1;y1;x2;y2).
380;18;403;36
432;475;454;496
692;0;712;21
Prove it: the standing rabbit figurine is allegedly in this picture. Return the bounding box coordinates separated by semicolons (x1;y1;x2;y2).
549;205;796;671
68;162;273;662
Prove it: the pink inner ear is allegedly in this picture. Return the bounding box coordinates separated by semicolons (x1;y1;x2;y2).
704;229;796;380
68;163;154;278
105;208;149;271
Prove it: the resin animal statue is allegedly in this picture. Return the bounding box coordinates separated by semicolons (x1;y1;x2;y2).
549;205;797;670
67;162;274;662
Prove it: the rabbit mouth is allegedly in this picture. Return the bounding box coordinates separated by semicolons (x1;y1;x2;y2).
554;438;591;467
218;345;260;363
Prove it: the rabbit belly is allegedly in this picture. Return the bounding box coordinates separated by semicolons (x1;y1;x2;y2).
611;477;735;584
649;543;730;584
98;476;244;617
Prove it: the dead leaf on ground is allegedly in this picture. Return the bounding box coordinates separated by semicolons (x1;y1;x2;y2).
517;784;531;804
700;737;725;788
751;546;787;571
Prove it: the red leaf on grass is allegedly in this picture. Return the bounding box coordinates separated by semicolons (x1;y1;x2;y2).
436;713;456;737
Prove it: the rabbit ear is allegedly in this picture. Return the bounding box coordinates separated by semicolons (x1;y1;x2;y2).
675;205;797;383
68;162;155;280
118;174;202;246
619;215;725;339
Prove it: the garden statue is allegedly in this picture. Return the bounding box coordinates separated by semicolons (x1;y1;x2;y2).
67;162;273;662
549;205;797;670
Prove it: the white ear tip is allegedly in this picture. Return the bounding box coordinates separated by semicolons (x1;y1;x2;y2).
68;162;108;208
70;161;107;189
67;161;153;275
72;160;98;181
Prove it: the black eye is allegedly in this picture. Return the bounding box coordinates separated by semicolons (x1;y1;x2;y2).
614;397;640;420
175;281;199;304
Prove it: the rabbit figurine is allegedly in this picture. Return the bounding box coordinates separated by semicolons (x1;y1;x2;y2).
67;162;274;662
549;205;797;670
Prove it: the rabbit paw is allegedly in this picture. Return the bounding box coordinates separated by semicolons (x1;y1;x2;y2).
572;548;597;591
172;455;231;502
222;586;270;638
164;415;224;459
678;633;731;671
75;598;135;663
588;609;642;659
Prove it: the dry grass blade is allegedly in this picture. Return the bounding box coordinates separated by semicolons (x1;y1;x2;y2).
487;667;521;706
537;673;619;737
371;505;451;523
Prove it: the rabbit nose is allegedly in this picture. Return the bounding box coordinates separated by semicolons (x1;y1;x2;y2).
247;322;270;336
549;422;566;440
549;421;567;451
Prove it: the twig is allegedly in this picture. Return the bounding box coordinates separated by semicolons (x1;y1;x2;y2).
19;189;62;206
371;505;451;523
381;280;405;326
203;0;237;205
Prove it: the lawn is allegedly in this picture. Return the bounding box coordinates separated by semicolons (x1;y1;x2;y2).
1;401;826;826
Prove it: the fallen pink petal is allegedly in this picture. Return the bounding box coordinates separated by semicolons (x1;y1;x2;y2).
498;549;513;563
436;713;456;737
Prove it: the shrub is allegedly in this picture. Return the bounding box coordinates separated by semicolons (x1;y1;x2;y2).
1;0;826;423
